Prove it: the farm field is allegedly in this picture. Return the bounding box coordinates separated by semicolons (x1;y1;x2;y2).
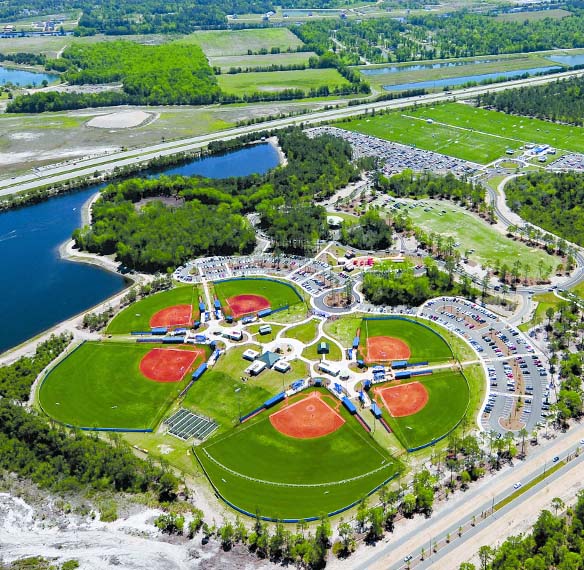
407;200;560;279
374;370;470;450
212;278;303;317
360;53;557;88
182;345;308;429
181;28;304;57
409;103;584;154
196;392;401;520
359;317;453;363
209;51;316;72
217;68;350;96
39;342;206;429
340;112;512;164
107;286;200;334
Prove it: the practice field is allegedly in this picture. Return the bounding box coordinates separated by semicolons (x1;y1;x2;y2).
374;371;470;450
139;348;204;383
213;278;303;317
150;304;193;328
409;103;584;155
107;286;200;334
269;391;345;439
217;69;350;96
181;28;304;57
379;381;429;417
359;318;453;364
195;391;401;520
39;342;207;429
340;112;512;164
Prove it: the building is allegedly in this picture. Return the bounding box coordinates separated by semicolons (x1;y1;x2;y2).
246;360;267;376
317;342;330;355
259;324;272;335
319;362;340;377
273;360;291;373
242;348;259;362
257;351;281;369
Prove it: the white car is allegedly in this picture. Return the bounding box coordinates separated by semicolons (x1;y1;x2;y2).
513;482;522;490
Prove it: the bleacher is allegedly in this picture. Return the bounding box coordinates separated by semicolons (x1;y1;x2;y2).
164;409;218;441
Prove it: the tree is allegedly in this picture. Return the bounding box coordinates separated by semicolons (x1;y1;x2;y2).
478;545;493;570
552;497;565;516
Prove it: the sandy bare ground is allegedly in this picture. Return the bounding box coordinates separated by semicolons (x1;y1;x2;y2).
87;110;155;129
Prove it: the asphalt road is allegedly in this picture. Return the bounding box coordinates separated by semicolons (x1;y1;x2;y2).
2;69;584;198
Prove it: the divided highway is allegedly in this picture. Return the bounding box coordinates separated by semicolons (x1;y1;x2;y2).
2;68;584;199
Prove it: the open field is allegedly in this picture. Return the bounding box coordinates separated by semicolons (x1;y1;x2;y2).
302;337;343;361
217;68;350;96
107;286;200;333
196;391;401;520
39;342;206;429
282;318;320;344
518;292;562;331
409;103;584;154
182;345;308;430
180;28;304;57
406;200;560;279
374;370;470;450
495;8;573;22
359;317;453;363
209;51;316;72
213;278;303;316
359;54;558;89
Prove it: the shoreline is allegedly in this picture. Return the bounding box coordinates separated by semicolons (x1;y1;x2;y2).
267;136;288;167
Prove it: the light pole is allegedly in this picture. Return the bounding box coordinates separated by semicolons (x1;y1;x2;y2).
235;387;242;424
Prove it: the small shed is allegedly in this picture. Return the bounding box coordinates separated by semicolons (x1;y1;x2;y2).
317;342;330;355
273;360;291;373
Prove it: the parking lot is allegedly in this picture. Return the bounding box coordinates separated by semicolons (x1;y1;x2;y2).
306;126;479;177
420;297;553;436
548;152;584;172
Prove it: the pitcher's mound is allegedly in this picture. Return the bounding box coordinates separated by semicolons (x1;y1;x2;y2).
87;110;154;129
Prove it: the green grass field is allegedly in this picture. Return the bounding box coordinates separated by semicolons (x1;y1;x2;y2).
495;8;572;22
107;286;200;334
39;342;206;429
213;278;303;315
409;103;584;154
360;317;453;363
407;200;560;279
181;28;304;57
218;68;350;96
182;346;308;429
196;391;401;519
209;51;315;72
283;318;320;344
379;370;470;450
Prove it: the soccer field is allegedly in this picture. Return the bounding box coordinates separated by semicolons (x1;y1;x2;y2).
39;342;206;429
360;317;453;363
107;286;200;334
378;371;470;451
196;395;401;520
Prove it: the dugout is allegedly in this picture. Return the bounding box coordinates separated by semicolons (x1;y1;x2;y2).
264;392;286;408
192;363;207;381
394;371;411;380
214;299;221;309
342;397;357;414
392;360;408;370
151;327;168;335
258;308;272;318
370;403;383;418
199;302;206;312
352;337;360;349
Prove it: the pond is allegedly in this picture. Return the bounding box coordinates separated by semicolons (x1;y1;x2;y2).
0;65;59;86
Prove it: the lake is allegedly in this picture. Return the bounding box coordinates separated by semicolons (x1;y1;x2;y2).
547;54;584;67
382;66;562;91
361;59;500;76
0;65;59;86
0;143;280;354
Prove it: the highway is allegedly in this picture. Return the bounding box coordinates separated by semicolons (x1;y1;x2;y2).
2;68;584;199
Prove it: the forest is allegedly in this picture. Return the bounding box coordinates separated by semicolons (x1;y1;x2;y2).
478;75;584;125
340;209;393;251
74;129;358;270
460;491;584;570
505;172;584;246
362;258;477;306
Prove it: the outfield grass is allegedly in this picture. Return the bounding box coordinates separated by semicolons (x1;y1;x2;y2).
218;68;350;96
410;103;584;154
213;278;303;314
107;286;200;334
181;28;304;57
379;370;470;450
39;342;205;429
182;345;308;429
283;318;320;344
407;200;559;279
302;337;343;361
360;317;453;363
209;51;315;72
196;392;401;519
